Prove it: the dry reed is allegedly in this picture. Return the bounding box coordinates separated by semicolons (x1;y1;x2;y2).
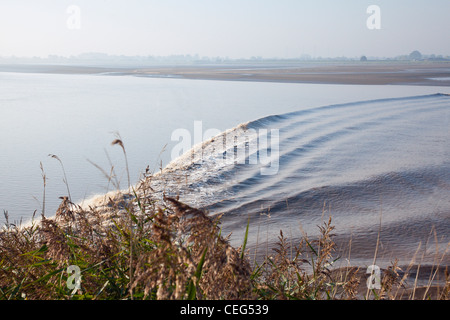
0;140;447;300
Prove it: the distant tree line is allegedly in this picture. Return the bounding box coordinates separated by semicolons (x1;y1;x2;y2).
360;50;449;62
1;50;449;66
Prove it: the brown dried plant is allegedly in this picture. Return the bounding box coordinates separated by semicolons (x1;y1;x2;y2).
1;139;447;300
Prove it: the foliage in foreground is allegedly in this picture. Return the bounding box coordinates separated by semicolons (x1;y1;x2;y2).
1;188;448;300
1;138;448;300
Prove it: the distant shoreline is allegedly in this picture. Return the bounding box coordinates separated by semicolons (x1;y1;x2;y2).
1;61;450;86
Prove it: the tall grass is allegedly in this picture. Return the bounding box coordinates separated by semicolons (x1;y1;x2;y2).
0;140;448;300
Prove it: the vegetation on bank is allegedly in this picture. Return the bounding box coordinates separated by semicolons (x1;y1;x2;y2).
0;140;448;300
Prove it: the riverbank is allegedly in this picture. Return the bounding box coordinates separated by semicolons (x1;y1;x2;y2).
1;61;450;86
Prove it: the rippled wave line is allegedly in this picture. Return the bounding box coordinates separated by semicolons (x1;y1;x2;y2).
209;95;450;207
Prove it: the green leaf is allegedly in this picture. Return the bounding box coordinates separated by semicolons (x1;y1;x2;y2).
195;247;208;281
22;244;48;257
132;188;144;214
240;218;250;260
304;238;318;256
187;247;208;300
186;280;196;300
30;267;66;286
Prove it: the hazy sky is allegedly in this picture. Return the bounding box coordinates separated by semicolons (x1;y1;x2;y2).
1;0;449;59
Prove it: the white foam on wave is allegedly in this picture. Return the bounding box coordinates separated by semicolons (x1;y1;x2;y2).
17;93;450;234
77;93;450;215
163;122;252;172
70;121;257;215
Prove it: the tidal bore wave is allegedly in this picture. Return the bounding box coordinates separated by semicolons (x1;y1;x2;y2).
130;94;450;266
145;93;449;266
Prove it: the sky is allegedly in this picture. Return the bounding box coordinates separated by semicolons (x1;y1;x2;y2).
0;0;449;59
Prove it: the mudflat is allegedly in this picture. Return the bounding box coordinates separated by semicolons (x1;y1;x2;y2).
1;61;450;86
